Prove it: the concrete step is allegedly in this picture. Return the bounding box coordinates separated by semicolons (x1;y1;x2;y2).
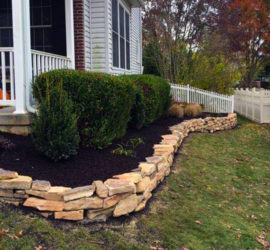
0;107;32;135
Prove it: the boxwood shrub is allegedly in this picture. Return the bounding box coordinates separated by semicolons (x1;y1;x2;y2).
120;75;171;126
33;70;135;148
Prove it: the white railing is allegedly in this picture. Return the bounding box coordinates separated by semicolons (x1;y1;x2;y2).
31;50;72;78
170;84;234;114
0;48;15;106
0;48;72;107
234;88;270;123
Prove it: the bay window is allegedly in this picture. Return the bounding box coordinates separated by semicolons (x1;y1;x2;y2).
112;0;130;70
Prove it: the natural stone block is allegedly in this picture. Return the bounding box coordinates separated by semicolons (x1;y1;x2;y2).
0;189;13;197
113;173;142;184
26;186;71;201
136;177;151;193
155;168;167;183
32;180;51;192
146;177;157;193
0;176;32;190
139;163;156;176
64;197;103;211
40;212;53;218
161;134;179;141
146;156;164;165
103;193;129;209
14;190;29;199
55;210;84;221
63;185;95;202
93;181;108;198
154;144;174;155
104;179;136;196
113;194;138;217
156;162;168;171
86;207;114;220
23;197;64;212
135;192;152;212
0;169;18;180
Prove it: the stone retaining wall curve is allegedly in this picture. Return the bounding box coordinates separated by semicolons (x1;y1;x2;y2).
0;114;238;222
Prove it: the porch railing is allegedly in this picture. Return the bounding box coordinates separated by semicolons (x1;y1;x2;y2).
0;48;72;107
170;84;234;114
0;47;15;106
31;50;72;78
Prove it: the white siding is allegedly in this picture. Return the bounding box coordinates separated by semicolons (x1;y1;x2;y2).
84;0;91;70
83;0;142;74
130;7;142;74
84;0;107;72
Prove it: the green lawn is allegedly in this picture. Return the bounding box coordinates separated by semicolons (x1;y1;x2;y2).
0;116;270;250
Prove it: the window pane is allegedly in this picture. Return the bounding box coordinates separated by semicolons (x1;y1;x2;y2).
0;29;12;47
0;0;13;46
112;0;118;32
43;6;52;25
126;41;130;70
113;32;119;67
120;37;125;69
119;5;124;37
125;12;129;41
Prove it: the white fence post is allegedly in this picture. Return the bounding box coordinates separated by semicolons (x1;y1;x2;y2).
187;84;190;103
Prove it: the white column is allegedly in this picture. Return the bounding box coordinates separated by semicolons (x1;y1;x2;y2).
65;0;75;69
12;0;32;114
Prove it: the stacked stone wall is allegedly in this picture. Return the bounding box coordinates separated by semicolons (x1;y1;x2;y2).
0;114;237;222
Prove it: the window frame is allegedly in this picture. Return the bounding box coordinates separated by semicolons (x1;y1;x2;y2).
112;0;130;71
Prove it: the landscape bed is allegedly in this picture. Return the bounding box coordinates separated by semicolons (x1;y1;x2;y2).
0;116;184;187
0;114;237;222
0;114;226;187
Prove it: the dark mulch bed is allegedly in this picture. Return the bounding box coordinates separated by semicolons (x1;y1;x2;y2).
0;114;225;187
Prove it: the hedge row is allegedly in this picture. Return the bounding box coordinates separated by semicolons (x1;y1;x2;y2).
121;75;171;128
32;70;171;161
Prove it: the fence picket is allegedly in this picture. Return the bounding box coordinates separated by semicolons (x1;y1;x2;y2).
170;84;234;114
234;88;270;123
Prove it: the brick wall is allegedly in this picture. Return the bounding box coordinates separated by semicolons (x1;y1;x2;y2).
73;0;85;70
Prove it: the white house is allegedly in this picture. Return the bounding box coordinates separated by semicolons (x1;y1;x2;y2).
0;0;143;120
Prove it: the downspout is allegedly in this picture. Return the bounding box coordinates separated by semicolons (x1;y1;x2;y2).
26;80;37;113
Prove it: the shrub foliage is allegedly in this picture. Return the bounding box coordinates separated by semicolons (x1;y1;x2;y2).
33;70;135;148
121;75;171;126
32;80;80;162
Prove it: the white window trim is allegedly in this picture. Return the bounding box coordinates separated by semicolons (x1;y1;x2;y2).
112;0;131;71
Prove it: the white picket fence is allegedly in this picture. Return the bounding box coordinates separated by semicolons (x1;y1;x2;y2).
234;88;270;123
170;84;234;114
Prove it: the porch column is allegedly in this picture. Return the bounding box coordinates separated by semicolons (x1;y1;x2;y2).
12;0;32;114
65;0;75;69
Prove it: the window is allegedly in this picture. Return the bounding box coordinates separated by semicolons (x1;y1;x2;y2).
112;0;130;70
0;0;66;55
30;0;66;55
0;0;13;47
30;0;53;53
